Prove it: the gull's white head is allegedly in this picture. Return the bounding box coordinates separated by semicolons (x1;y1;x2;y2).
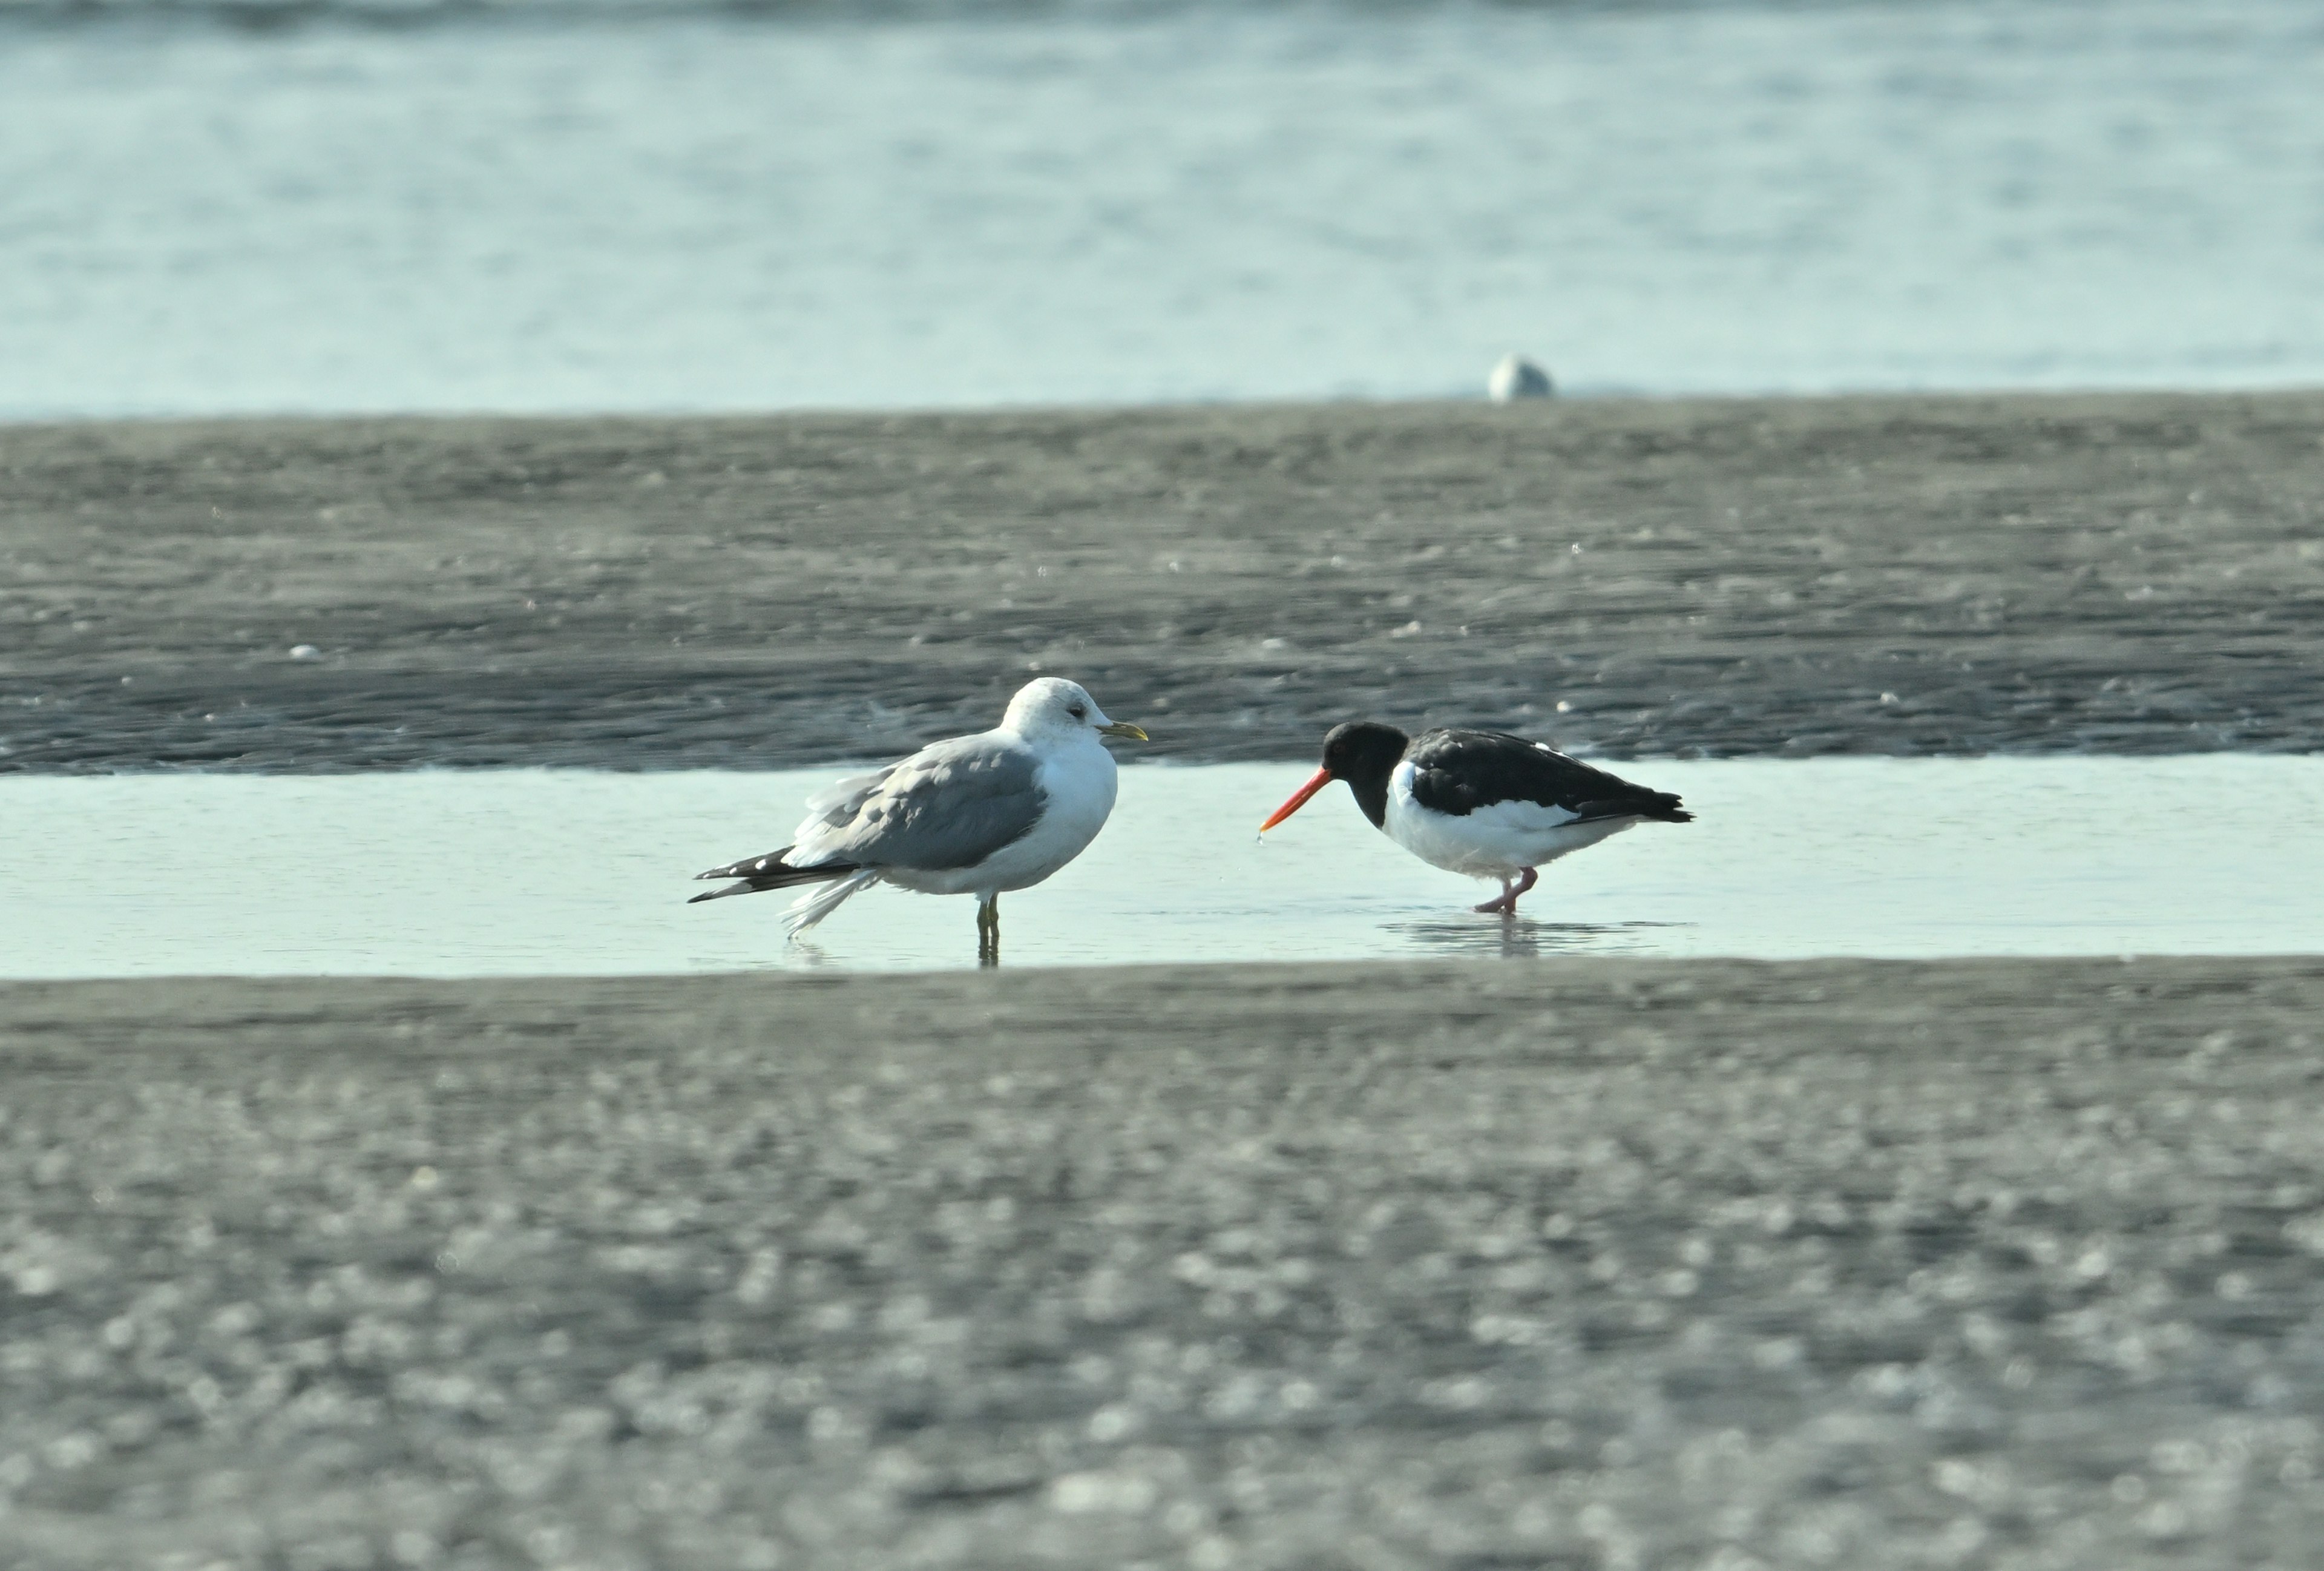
1001;677;1147;745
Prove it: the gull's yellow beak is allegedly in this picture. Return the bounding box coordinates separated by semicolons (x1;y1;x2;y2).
1099;720;1149;742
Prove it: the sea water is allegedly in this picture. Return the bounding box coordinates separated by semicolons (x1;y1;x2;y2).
2;0;2320;418
4;757;2320;977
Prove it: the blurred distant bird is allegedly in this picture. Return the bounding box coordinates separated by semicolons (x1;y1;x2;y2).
1487;353;1554;401
1261;722;1689;915
691;678;1146;959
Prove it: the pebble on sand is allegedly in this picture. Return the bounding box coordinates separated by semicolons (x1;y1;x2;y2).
1487;354;1554;401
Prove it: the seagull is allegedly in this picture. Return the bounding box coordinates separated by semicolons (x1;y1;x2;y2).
689;678;1147;958
1487;353;1554;401
1259;722;1690;915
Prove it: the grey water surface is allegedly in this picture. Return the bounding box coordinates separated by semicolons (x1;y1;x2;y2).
4;0;2322;417
6;757;2320;977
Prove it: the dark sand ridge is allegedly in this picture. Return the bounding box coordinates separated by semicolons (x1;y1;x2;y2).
4;390;2322;770
4;958;2323;1567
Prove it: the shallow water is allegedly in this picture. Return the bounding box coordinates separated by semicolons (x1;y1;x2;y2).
4;0;2322;416
4;757;2320;977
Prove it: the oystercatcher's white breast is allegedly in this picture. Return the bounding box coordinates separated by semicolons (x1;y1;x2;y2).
1383;760;1638;878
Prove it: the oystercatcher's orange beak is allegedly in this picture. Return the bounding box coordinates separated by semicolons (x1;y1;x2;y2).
1260;766;1334;832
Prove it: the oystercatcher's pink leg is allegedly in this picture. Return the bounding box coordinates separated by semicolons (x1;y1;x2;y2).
1478;867;1541;915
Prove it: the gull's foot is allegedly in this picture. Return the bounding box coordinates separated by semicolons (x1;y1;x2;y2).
976;896;1000;968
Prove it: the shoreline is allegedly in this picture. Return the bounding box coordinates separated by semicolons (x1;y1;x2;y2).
5;388;2320;771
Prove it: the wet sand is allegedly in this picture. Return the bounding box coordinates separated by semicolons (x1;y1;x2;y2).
4;390;2322;769
5;957;2324;1567
7;393;2323;1567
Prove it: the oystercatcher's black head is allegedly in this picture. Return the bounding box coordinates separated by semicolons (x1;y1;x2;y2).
1260;721;1410;832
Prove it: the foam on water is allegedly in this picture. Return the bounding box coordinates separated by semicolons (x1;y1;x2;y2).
4;757;2320;977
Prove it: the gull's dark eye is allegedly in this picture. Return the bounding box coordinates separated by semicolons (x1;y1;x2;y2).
1069;705;1087;720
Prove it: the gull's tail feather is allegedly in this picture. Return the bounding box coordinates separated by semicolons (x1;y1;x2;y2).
688;847;860;904
782;868;880;936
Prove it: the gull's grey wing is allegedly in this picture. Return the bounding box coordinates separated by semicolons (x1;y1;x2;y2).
801;736;1046;872
797;766;899;835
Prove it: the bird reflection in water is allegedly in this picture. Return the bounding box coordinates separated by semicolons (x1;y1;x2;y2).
1388;918;1678;961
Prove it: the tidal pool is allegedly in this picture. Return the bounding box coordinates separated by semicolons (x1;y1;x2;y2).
3;757;2320;977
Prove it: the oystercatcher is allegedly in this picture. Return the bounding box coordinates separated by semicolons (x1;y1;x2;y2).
1260;722;1691;915
690;678;1147;960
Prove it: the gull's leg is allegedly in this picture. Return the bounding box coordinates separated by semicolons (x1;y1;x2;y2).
977;895;1000;967
1473;876;1517;916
